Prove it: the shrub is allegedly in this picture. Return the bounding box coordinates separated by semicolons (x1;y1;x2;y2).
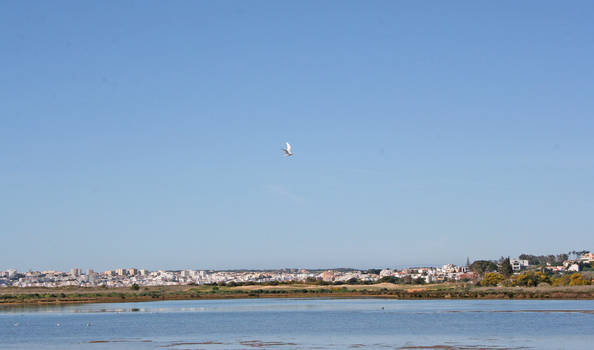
551;274;571;286
569;273;591;286
377;276;400;284
502;279;513;287
481;272;505;286
512;272;550;287
552;273;592;286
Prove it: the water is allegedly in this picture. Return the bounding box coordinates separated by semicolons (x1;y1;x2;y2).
1;298;593;349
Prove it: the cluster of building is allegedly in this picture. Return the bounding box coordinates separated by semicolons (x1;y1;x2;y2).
0;264;474;288
373;264;474;284
0;267;318;288
1;253;590;289
542;253;594;273
509;253;594;273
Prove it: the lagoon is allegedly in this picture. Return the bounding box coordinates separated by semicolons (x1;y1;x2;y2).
1;298;593;349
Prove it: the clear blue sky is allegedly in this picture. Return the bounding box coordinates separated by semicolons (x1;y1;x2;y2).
1;1;593;272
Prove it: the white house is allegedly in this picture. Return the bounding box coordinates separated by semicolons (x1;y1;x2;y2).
579;253;593;264
379;269;393;277
510;259;529;272
568;263;580;272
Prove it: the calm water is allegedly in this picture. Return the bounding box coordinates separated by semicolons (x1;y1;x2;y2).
1;298;593;349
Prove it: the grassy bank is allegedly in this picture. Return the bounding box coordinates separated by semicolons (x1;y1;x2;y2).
1;283;594;306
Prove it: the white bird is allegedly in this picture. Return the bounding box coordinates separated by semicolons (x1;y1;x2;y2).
282;142;293;157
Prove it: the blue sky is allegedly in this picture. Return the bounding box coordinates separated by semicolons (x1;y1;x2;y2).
1;1;593;272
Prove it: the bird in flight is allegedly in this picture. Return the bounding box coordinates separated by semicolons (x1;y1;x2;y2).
282;142;293;157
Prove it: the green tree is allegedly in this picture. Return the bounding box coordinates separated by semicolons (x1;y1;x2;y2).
568;250;590;259
130;283;140;291
556;254;569;264
498;257;513;278
470;260;498;276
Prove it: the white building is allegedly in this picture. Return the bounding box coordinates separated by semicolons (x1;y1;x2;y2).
510;259;529;272
568;263;580;272
379;269;393;277
580;253;593;264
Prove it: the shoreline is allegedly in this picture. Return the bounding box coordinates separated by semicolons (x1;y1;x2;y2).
2;283;594;306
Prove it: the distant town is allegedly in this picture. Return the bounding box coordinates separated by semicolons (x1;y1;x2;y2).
2;251;592;289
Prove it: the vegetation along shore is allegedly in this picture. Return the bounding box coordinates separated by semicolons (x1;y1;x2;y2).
1;278;593;306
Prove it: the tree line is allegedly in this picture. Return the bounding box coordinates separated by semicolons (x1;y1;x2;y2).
518;250;589;266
